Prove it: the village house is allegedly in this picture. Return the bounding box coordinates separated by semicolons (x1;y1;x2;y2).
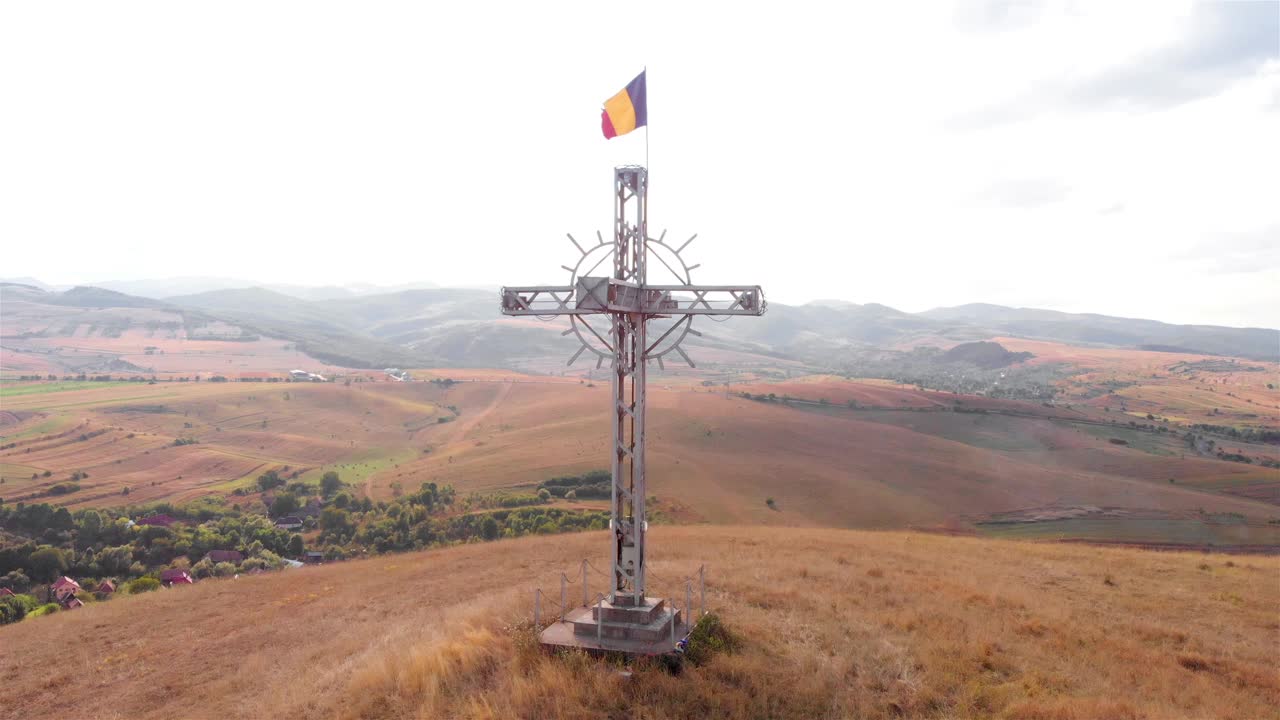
96;579;116;595
303;551;324;564
275;516;303;531
50;576;82;608
203;550;244;564
159;569;194;586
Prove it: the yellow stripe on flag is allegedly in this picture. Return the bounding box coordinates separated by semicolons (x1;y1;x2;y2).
603;88;637;136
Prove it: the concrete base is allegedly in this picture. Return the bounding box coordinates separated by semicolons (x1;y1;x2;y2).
540;596;691;656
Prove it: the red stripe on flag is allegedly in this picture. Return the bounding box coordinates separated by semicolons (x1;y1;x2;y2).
601;109;617;139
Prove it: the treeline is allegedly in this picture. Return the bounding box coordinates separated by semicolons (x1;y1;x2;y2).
538;470;612;499
0;499;297;585
9;374;326;384
0;471;612;624
1189;423;1280;444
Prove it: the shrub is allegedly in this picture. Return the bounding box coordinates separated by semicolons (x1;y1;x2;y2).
536;488;551;502
28;602;61;618
190;558;215;579
125;577;160;594
683;612;739;666
213;562;237;577
0;594;39;625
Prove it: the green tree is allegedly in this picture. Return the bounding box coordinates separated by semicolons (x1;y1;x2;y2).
537;488;551;502
27;547;67;582
320;507;351;534
0;570;31;594
320;471;342;497
256;470;285;492
79;510;103;545
270;493;301;517
287;534;304;557
481;516;500;540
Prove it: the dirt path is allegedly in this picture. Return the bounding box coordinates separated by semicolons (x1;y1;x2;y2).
441;380;512;445
361;382;513;499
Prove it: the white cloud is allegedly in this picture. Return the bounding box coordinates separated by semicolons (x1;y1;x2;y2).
0;0;1276;328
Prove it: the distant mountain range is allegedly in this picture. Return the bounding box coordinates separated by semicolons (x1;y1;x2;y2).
0;276;449;301
2;280;1276;367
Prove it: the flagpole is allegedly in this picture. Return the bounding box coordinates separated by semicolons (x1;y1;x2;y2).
644;65;649;175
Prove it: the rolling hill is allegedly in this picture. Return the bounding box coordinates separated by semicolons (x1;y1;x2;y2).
5;281;1276;374
3;376;1276;546
1;526;1276;719
920;304;1279;361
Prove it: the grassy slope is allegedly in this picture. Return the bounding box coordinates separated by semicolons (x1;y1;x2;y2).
1;526;1276;720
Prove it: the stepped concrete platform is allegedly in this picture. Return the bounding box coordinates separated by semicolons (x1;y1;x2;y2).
539;596;691;655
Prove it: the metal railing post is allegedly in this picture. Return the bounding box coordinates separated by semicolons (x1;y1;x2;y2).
581;559;588;607
700;565;705;618
534;588;541;628
560;575;567;622
596;595;604;645
685;581;692;633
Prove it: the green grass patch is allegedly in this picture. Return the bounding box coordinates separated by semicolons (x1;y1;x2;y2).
0;463;45;486
0;381;131;398
0;415;71;442
978;517;1280;546
1074;422;1177;456
26;392;181;411
300;448;421;488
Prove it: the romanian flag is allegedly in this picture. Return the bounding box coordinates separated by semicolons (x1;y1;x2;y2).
601;70;647;139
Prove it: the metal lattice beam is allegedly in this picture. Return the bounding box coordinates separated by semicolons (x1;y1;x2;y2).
500;165;765;606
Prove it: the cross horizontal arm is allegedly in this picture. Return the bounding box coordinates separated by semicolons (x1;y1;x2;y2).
500;282;766;316
647;285;766;316
500;286;595;316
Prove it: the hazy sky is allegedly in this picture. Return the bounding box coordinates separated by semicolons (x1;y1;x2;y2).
2;1;1277;328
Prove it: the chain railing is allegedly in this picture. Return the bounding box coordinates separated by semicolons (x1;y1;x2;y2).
533;559;707;642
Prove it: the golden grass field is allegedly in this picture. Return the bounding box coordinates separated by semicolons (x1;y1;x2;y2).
2;375;1278;545
1;526;1277;720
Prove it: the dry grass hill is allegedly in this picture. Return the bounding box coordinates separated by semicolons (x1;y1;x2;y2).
3;376;1278;547
3;372;1278;547
2;526;1277;720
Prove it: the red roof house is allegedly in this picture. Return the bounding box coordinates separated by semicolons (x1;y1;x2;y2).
49;576;83;607
96;580;116;594
50;576;82;602
64;598;84;610
159;569;194;586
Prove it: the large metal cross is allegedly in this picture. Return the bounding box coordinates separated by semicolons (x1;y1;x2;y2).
501;165;765;606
